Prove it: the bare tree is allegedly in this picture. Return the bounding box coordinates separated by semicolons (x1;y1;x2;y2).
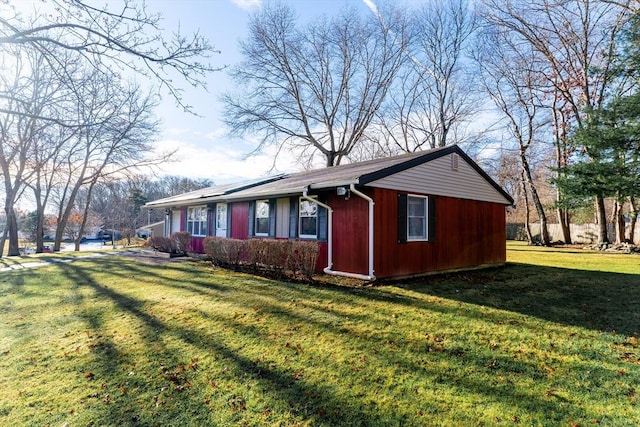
373;0;479;154
481;0;632;243
51;67;163;252
475;28;552;245
0;0;218;113
222;4;410;167
0;48;68;256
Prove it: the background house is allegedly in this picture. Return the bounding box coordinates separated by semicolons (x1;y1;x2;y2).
145;145;513;280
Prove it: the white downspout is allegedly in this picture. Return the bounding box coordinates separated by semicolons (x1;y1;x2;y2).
350;184;375;280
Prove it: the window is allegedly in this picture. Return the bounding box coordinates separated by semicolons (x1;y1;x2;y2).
255;200;270;236
299;198;318;239
187;206;208;237
407;196;427;240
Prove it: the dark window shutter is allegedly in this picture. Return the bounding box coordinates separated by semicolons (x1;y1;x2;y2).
247;201;255;237
428;196;436;242
268;199;276;238
318;195;328;242
289;197;298;239
182;208;188;233
397;194;407;243
208;203;216;236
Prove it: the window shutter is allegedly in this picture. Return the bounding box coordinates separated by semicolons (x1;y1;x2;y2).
289;197;298;238
397;194;407;243
268;199;276;238
247;201;255;237
428;196;436;242
181;208;188;233
207;203;215;236
318;195;328;242
225;204;232;238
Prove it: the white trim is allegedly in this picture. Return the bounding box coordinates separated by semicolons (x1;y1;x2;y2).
407;194;428;242
254;199;270;237
298;196;318;239
187;206;208;237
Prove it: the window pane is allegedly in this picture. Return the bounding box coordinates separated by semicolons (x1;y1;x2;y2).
256;217;269;235
408;217;425;239
300;200;317;217
408;197;425;217
216;204;227;229
256;201;269;218
300;217;317;237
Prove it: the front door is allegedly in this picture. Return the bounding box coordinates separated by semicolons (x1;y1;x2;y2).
276;198;290;238
216;203;228;237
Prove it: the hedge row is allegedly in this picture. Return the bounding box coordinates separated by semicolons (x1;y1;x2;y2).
203;237;319;280
145;231;191;254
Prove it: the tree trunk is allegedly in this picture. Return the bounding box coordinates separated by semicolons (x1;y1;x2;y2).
521;169;533;243
629;196;638;244
520;151;549;245
595;195;609;244
5;207;20;256
613;199;625;243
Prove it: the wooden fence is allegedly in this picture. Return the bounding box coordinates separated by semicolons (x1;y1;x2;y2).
507;222;640;244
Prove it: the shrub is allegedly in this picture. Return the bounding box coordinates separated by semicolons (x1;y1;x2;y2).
204;237;246;268
247;239;291;275
147;236;174;253
171;231;191;254
289;241;319;280
204;237;319;281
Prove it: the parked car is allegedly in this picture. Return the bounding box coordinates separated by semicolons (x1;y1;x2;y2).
42;245;53;253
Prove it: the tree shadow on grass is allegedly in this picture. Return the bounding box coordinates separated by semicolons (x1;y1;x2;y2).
54;261;376;425
392;263;640;337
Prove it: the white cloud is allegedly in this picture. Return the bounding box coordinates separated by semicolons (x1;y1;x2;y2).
231;0;262;11
151;130;302;184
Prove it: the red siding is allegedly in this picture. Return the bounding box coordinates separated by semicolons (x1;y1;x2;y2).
190;237;205;253
372;188;506;279
230;202;249;239
328;192;369;275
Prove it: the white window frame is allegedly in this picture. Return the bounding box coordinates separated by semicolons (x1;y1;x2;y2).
407;195;428;241
255;200;270;236
187;206;208;237
299;197;318;239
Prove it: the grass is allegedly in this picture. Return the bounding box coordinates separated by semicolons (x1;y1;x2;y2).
0;241;638;426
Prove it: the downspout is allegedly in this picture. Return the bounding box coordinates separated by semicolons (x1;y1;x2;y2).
349;184;375;281
302;188;375;282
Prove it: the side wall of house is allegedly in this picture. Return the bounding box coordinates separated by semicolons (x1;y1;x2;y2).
327;192;369;275
372;188;506;279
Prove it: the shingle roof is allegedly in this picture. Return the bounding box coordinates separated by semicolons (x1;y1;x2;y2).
145;145;513;208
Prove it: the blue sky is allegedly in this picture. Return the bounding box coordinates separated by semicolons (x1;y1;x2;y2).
150;0;381;183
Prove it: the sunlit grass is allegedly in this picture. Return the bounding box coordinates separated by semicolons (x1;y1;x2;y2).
0;244;638;426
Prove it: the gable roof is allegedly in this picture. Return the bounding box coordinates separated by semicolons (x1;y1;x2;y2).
146;145;513;208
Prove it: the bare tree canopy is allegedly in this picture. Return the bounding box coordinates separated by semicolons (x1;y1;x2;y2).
0;0;219;112
374;0;479;154
222;3;410;167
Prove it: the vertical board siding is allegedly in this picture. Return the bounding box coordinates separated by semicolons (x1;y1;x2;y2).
328;192;369;275
372;188;506;279
230;202;249;239
190;237;205;253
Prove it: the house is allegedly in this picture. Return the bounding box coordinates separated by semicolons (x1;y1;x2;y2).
136;221;166;239
145;145;513;280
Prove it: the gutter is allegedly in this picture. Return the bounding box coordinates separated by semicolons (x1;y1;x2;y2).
304;186;376;282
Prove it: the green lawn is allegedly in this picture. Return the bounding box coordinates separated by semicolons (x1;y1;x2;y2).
0;242;638;426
